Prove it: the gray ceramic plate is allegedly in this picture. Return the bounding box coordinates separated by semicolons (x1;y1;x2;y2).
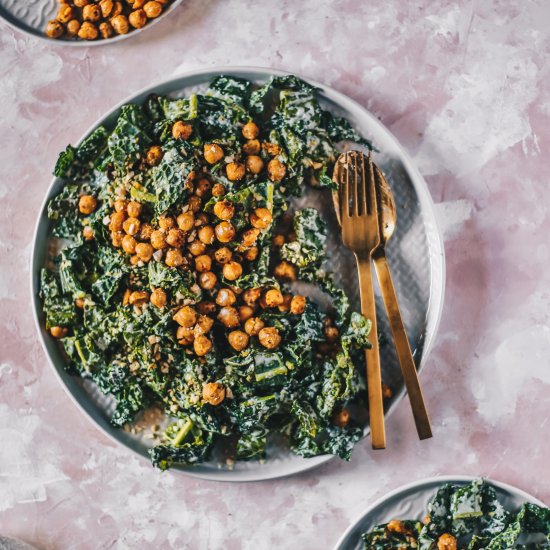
31;66;445;481
0;0;183;46
334;475;547;550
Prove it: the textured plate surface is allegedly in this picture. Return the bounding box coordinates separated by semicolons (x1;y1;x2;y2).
0;0;183;46
31;66;445;481
334;475;547;550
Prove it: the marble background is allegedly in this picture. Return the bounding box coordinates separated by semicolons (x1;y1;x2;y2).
1;0;549;548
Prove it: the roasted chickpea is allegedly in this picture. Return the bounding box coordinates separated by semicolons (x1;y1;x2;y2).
111;231;124;248
172;121;193;140
66;19;81;36
158;215;175;231
213;200;234;221
98;21;114;38
122;234;137;254
150;288;167;308
212;183;226;197
198;225;215;245
218;306;240;328
173;305;198;327
215;288;236;307
177;325;194;345
214;247;232;264
194;212;209;227
83;4;101;22
193;180;211;199
242;288;261;306
109;211;126;232
188;240;206;256
242;121;260;140
246;155;264;175
129;254;140;266
324;326;339;343
123;217;141;236
244;316;264;336
194;335;213;357
46;20;64;38
111;14;130;34
50;326;68;338
139;222;154;241
226;162;246;181
242;139;261;155
197;301;216;315
198;271;217;290
195;254;212;273
129;290;149;305
244;246;259;261
241;227;260;247
274;260;297;282
222;261;242;281
165;248;185;267
78;195;97;215
250;207;272;229
264;288;284;307
290;295;306;315
129;9;147;28
228;330;249;352
150;230;167;250
215;221;236;243
263;142;281;156
166;228;185;248
202;381;224;403
99;0;114;17
146;145;163;165
437;534;457;550
258;326;282;349
127;0;145;7
195;315;214;336
143;0;162;17
267;158;287;182
82;226;94;241
333;408;350;428
176;211;195;232
238;305;255;323
135;242;154;262
56;5;74;23
113;198;128;213
126;201;142;218
204;143;224;164
111;1;123;16
73;0;90;6
187;195;202;213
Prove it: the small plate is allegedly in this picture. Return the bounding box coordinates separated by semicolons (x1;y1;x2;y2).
0;0;183;46
334;475;547;550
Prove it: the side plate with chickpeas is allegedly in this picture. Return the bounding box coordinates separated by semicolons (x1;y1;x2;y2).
32;68;445;480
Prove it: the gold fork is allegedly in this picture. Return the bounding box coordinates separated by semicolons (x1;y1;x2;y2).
333;151;386;450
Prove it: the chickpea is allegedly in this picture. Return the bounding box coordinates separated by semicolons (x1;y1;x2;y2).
78;195;97;215
139;222;154;241
245;155;264;175
333;408;350;428
111;14;130;34
83;4;101;22
99;0;114;17
195;254;212;273
150;230;167;250
187;195;202;213
98;21;114;38
114;198;128;213
129;290;149;305
214;247;232;264
50;326;68;338
122;234;137;254
165;248;185;267
193;334;212;357
278;294;292;313
324;326;339;343
135;242;154;262
244;316;264;336
111;231;124;248
274;261;297;282
177;325;194;345
150;288;167;308
213;200;234;221
222;261;242;281
238;305;255;323
194;212;209;227
111;1;123;16
198;225;215;245
109;211;126;232
244;246;259;261
46;20;64;38
250;207;272;229
197;301;216;315
176;211;195;232
211;183;226;197
198;271;217;290
82;226;94;241
143;0;162;17
173;305;198;327
123;217;141;236
129;9;147;28
195;315;214;335
226;162;246;181
66;19;81;37
264;288;284;307
215;288;236;307
204;143;224;164
193;181;211;200
241;228;260;247
228;330;249;352
166;228;185;248
172;121;193;140
188;240;206;256
263;142;281;156
242;121;260;140
126;201;142;218
242;288;261;306
146;145;163;165
272;234;285;247
242;139;261;155
215;221;236;243
73;0;90;6
218;306;240;328
158;215;175;231
267;158;287;182
437;534;457;550
56;5;74;23
202;381;224;404
290;295;306;315
258;326;282;349
127;0;145;7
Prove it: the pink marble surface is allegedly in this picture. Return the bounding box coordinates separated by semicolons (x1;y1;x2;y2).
1;1;549;548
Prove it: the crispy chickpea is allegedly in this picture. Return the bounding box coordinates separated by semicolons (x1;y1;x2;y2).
274;260;297;281
242;288;261;306
187;195;202;213
150;230;167;250
194;335;213;357
263;142;281;156
246;155;264;175
195;212;209;227
214;247;232;264
146;145;163;166
177;325;194;345
198;225;215;245
278;294;292;313
333;408;350;428
150;288;167;308
129;290;149;305
195;315;214;335
129;9;147;28
244;246;259;261
143;0;162;17
211;183;226;197
195;254;212;273
213;200;234;221
83;4;101;22
226;162;246;181
244;316;264;336
122;234;137;254
198;271;217;290
111;14;130;34
127;0;145;7
176;211;195;232
204;143;224;164
197;301;216;315
202;381;224;403
73;0;90;6
111;0;123;16
123;217;141;236
126;201;142;218
188;240;206;256
50;326;68;338
129;255;140;266
290;295;306;315
139;222;154;241
114;198;128;213
437;534;457;550
173;305;198;327
82;226;94;241
165;248;185;267
215;288;236;307
135;242;153;262
78;195;97;215
99;0;114;17
241;228;260;247
111;231;124;248
238;305;255;323
264;288;284;307
110;211;126;231
228;330;249;352
267;158;287;182
272;234;285;247
218;306;240;328
195;178;212;198
46;20;64;38
98;21;114;38
215;221;236;243
242;121;260;140
324;326;339;343
242;139;261;155
222;261;242;281
258;326;282;349
158;215;175;231
172;121;193;140
56;5;74;23
66;19;81;37
166;228;185;248
250;207;272;229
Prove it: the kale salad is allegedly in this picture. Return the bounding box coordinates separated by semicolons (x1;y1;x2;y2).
40;74;378;470
362;480;550;549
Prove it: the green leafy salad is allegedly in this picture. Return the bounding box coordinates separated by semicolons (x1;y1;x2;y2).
362;479;550;549
40;74;376;470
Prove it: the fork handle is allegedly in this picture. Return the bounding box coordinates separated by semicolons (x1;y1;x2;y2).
373;252;432;440
356;254;386;450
